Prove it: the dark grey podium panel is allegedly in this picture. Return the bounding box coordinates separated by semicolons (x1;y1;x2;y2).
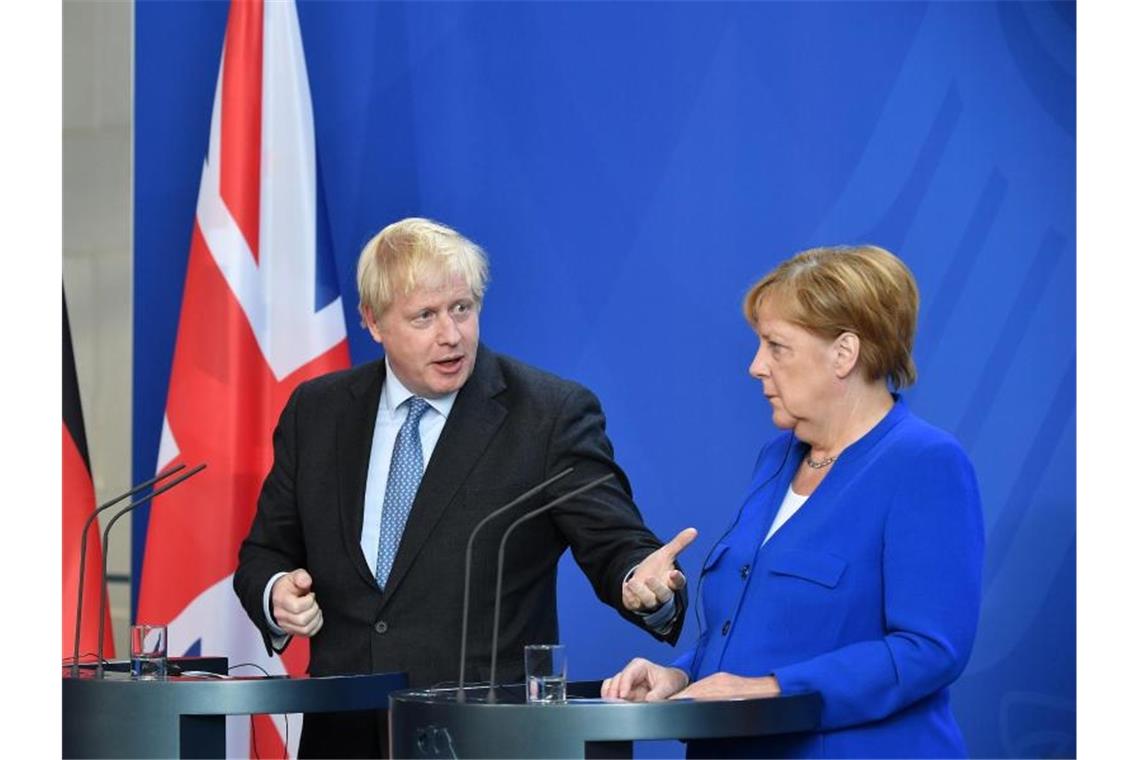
390;681;821;759
63;662;408;759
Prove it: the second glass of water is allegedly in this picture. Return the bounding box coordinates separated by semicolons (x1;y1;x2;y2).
525;643;567;703
130;623;168;680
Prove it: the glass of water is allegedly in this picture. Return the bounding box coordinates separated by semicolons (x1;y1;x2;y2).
525;644;567;703
130;623;168;680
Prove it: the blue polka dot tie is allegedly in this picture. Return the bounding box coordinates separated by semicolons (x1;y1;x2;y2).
375;397;430;589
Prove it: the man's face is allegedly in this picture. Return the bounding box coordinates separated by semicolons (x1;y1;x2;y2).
365;275;480;398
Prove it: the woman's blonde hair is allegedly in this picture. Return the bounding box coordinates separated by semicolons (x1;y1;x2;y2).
743;245;919;388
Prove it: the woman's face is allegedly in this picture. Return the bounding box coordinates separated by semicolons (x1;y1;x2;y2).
748;300;838;434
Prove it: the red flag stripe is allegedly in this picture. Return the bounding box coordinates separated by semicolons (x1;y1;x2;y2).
220;0;264;262
62;423;115;659
251;713;288;759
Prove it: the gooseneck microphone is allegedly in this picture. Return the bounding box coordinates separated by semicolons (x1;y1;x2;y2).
487;472;616;699
69;464;187;677
456;467;575;699
95;463;207;678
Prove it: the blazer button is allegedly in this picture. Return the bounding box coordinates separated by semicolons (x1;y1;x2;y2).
374;621;389;635
721;620;731;636
740;564;751;579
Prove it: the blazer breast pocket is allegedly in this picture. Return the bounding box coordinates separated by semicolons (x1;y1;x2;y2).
767;548;847;589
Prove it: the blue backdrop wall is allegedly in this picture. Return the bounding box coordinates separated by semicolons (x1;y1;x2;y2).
133;2;1075;757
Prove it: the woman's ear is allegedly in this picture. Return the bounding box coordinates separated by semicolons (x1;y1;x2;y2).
833;332;860;379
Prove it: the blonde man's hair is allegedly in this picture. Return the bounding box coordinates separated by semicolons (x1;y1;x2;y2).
742;245;919;388
356;217;490;320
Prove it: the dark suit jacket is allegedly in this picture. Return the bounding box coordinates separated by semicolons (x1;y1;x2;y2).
234;345;685;756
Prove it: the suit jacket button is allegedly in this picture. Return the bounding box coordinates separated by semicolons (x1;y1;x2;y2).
740;564;751;579
374;621;389;635
721;620;731;636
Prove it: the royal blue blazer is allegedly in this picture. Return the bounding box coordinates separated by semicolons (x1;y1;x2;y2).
675;398;984;758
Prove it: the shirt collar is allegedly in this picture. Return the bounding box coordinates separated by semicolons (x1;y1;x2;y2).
380;358;458;419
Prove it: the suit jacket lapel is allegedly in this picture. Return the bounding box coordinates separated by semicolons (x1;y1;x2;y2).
337;361;386;590
380;346;507;602
754;439;803;552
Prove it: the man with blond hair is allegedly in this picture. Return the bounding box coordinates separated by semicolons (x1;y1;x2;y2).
235;218;691;757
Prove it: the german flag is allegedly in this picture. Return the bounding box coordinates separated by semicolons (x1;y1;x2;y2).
63;290;114;661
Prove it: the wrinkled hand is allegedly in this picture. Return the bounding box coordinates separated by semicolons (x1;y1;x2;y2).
271;568;324;638
601;657;689;702
671;672;781;700
623;527;698;613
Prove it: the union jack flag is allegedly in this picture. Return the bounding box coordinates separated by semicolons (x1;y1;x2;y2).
136;2;349;756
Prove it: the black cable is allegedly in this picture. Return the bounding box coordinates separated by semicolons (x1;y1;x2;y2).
61;651;110;668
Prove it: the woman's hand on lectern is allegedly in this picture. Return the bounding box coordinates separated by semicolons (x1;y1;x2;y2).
601;658;689;702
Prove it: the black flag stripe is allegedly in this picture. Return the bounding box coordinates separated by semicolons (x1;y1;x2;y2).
63;288;91;470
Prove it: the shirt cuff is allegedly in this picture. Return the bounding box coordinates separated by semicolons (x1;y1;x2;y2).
642;595;677;632
623;564;679;634
263;571;292;649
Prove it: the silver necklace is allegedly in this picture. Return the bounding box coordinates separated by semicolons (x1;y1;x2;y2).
805;454;836;470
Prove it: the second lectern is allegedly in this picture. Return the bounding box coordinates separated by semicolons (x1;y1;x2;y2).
390;680;820;758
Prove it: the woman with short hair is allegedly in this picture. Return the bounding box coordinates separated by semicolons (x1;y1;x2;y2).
603;245;984;759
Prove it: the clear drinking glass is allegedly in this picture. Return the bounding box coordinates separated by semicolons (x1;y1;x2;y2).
525;644;567;703
130;623;168;680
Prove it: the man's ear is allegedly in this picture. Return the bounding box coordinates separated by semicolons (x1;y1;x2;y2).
833;332;860;379
361;307;384;345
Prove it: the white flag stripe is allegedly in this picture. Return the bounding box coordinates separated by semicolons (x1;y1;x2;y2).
261;0;346;378
156;413;180;474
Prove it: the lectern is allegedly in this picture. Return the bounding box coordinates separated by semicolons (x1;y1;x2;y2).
63;658;408;758
389;680;820;759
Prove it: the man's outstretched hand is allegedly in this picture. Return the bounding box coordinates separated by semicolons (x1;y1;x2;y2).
622;527;698;613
